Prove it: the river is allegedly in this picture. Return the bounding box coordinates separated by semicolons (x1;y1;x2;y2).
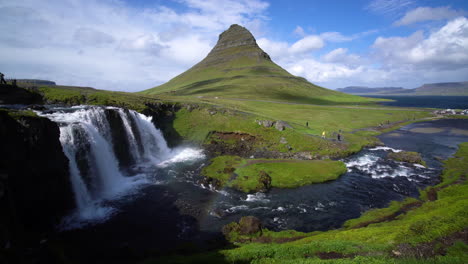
34;106;468;263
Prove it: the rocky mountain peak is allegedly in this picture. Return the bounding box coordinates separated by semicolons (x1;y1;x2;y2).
212;24;257;52
199;24;271;67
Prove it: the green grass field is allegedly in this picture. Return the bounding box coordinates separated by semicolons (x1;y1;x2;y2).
39;85;159;112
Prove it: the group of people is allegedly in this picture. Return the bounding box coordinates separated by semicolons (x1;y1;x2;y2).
306;121;342;141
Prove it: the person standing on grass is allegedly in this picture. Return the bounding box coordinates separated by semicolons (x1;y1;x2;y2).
322;131;326;138
306;121;309;127
0;72;6;84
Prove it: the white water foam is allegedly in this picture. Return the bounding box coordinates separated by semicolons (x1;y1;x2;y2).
245;192;270;203
346;151;420;179
225;205;249;213
369;146;403;152
157;148;205;167
346;154;380;169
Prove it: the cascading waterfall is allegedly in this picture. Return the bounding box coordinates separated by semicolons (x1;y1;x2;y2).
130;111;171;162
38;106;174;224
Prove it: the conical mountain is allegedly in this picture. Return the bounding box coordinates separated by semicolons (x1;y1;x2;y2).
142;24;365;104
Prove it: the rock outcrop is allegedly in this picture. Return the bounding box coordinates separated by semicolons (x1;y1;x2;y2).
142;102;183;148
256;119;292;131
0;84;43;104
222;216;263;238
200;24;271;67
0;110;74;247
388;151;426;166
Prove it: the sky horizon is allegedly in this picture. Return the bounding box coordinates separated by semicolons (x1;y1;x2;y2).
1;0;467;92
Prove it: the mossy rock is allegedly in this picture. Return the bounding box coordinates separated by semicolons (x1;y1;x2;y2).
222;216;263;243
388;151;427;166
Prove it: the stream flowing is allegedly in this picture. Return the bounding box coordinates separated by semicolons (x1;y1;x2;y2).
38;106;468;253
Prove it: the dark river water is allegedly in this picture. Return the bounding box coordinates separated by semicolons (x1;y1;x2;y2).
363;95;468;109
58;118;468;262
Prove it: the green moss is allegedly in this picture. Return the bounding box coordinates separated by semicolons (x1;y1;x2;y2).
0;108;38;119
387;151;427;166
202;156;346;192
343;198;420;229
235;160;347;189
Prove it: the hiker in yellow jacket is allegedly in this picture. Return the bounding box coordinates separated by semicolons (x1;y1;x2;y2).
321;131;326;138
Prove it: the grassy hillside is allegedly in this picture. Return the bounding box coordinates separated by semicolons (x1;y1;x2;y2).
141;25;375;105
38;85;158;112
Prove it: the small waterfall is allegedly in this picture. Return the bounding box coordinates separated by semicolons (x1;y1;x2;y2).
130;111;171;162
117;109;141;162
39;106;172;223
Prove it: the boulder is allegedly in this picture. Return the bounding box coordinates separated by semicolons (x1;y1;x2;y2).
275;120;291;131
222;216;263;240
259;120;274;127
280;137;287;144
257;170;272;193
238;216;263;235
388;151;426;166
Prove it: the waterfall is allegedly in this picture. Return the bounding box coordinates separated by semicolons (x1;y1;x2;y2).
38;106;171;223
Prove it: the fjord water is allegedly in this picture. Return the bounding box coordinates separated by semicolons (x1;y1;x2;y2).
39;106;468;260
365;95;468;109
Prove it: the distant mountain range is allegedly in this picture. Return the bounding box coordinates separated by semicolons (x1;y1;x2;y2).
337;82;468;96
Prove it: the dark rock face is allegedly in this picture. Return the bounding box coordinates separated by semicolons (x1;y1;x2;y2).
142;102;183;148
0;84;43;104
204;131;257;157
198;24;272;67
212;24;258;52
0;111;74;246
104;109;134;168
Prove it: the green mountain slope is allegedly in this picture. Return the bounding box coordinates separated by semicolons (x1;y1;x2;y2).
141;24;372;104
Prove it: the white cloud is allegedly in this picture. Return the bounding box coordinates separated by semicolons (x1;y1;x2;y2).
373;17;468;69
366;0;415;16
261;17;468;89
320;32;353;42
285;58;364;83
257;34;326;58
74;28;115;47
293;26;306;37
257;38;290;58
0;0;269;91
289;35;324;54
322;48;361;66
395;6;465;26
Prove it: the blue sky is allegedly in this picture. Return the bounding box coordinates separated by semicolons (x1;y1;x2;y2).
0;0;467;91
